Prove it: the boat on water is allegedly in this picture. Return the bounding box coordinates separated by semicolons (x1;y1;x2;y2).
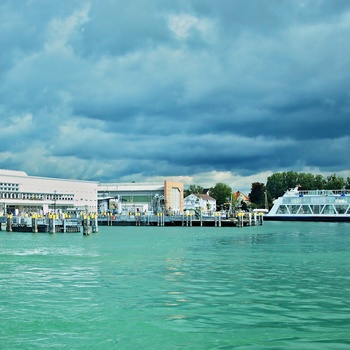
265;186;350;222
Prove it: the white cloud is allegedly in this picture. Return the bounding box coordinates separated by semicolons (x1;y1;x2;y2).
45;4;90;53
0;113;33;134
168;13;214;41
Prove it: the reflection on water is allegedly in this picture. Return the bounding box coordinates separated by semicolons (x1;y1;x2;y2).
0;223;350;349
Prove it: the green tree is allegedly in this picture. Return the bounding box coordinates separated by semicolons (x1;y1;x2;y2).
209;183;232;210
346;177;350;189
249;182;266;208
184;185;204;197
266;171;347;200
297;173;316;190
266;173;286;199
325;173;345;190
313;174;326;190
285;171;299;190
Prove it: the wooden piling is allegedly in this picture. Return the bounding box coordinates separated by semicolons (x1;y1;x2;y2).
91;214;98;233
259;212;264;225
135;212;141;226
6;214;12;232
83;215;90;235
31;215;38;233
48;214;56;233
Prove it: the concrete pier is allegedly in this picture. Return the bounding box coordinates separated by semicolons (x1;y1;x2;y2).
0;211;263;232
2;213;94;234
97;211;263;227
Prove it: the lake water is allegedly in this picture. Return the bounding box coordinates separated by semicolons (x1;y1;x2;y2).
1;222;350;349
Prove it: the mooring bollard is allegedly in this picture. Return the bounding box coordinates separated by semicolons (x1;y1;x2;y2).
6;214;12;232
259;212;264;225
83;215;90;235
91;214;98;233
49;214;56;233
135;212;141;226
236;212;242;227
31;214;38;233
63;217;67;233
48;214;56;233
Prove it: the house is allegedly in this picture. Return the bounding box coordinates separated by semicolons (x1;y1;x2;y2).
232;191;250;209
184;193;217;212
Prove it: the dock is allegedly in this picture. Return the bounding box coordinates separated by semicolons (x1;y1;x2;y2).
0;211;264;233
0;214;98;235
98;211;264;227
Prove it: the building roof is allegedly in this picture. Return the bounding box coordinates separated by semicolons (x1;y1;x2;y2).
195;193;216;201
0;169;28;177
233;191;250;202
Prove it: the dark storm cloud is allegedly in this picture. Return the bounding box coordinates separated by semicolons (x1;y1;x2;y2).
1;0;350;190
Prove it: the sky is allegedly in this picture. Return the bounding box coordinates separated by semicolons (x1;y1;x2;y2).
1;0;350;193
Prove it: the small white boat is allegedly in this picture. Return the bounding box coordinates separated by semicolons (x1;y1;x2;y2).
265;186;350;222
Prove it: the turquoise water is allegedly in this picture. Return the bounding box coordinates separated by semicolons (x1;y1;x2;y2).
1;222;350;349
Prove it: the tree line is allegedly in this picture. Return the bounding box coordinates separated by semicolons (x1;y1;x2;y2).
266;172;350;199
248;172;350;209
184;172;350;211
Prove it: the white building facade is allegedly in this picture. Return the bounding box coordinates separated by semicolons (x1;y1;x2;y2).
184;193;217;213
0;169;98;216
0;169;184;217
98;180;184;215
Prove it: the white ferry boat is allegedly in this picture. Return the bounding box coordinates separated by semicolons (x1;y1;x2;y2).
265;187;350;222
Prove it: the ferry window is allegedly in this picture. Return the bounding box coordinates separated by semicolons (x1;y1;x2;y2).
335;205;347;214
290;205;299;214
276;205;288;214
300;205;312;214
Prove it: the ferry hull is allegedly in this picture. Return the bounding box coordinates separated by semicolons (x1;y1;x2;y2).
265;215;350;222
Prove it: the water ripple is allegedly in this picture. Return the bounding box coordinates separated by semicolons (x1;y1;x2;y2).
1;225;350;349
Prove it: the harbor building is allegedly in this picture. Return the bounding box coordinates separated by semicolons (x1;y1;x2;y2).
0;169;98;216
0;169;184;217
98;180;184;215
